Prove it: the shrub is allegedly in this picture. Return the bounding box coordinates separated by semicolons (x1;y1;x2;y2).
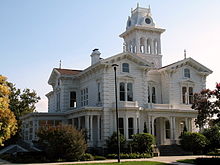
180;132;207;154
37;125;87;161
80;153;94;161
131;133;155;154
93;155;106;160
106;132;126;153
107;153;152;159
203;125;220;152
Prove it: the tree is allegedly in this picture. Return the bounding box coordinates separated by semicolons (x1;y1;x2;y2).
192;83;220;127
106;132;126;153
0;75;17;146
37;125;87;161
131;133;155;154
180;132;207;154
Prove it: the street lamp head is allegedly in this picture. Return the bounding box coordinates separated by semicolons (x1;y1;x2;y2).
112;64;119;71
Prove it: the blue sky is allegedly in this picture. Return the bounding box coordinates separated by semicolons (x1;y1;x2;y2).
0;0;219;112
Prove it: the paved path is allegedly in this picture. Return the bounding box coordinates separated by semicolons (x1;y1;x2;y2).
0;155;206;165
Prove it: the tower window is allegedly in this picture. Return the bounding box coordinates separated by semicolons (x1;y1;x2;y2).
184;68;190;78
122;63;129;73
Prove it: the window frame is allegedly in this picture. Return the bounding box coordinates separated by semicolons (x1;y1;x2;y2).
184;68;191;78
122;63;130;73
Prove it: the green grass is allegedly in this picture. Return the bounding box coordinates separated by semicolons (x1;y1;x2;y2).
64;161;170;165
177;159;196;164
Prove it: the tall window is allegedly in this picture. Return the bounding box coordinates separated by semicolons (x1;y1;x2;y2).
56;93;60;111
182;86;194;104
140;38;145;53
128;118;134;139
165;120;170;139
148;86;156;103
152;87;156;103
97;83;101;102
81;88;88;106
122;63;129;73
127;83;133;101
120;82;125;101
119;118;124;135
120;82;133;101
70;91;76;108
184;68;190;78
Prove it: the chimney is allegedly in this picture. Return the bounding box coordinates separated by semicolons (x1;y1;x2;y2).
90;48;101;65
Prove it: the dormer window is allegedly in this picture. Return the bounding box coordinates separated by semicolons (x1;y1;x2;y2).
184;68;190;78
122;63;129;73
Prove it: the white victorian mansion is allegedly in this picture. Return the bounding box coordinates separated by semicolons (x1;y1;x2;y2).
21;5;212;149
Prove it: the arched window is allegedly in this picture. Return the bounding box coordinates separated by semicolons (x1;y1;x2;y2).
184;68;190;78
152;87;156;103
140;38;145;53
127;83;133;101
165;120;170;139
122;63;129;73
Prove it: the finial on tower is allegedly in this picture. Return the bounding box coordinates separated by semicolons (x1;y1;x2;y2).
137;2;139;8
59;60;62;69
131;8;133;13
184;49;186;59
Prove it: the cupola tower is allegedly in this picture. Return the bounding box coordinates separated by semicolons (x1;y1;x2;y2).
120;4;165;68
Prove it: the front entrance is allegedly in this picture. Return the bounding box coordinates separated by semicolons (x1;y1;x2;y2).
154;117;171;145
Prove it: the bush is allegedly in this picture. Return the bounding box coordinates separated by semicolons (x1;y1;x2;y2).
106;132;126;153
195;157;220;165
203;125;220;152
131;133;155;154
93;155;106;160
80;153;94;161
37;125;87;161
107;153;152;159
180;132;207;154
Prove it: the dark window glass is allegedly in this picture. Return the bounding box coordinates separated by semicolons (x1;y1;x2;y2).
119;118;124;135
189;87;193;104
148;86;150;103
184;68;190;78
165;120;170;139
122;63;129;73
127;83;133;101
182;87;187;104
128;118;134;139
152;87;156;103
120;82;125;101
70;91;76;107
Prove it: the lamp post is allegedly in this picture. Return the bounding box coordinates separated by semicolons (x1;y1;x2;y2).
112;64;120;163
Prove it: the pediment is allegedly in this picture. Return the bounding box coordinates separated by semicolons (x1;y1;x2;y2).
101;52;153;68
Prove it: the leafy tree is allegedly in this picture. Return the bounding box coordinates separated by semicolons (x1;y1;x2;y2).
192;83;220;127
106;132;126;153
180;132;207;154
0;75;17;146
203;125;220;152
37;125;87;161
131;133;155;154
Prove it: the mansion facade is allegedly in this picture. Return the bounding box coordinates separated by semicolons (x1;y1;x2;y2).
21;5;212;148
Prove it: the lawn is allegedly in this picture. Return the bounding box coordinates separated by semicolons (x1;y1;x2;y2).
177;159;195;164
65;161;170;165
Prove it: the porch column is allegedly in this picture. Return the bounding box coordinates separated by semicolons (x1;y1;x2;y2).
125;116;128;139
97;115;100;141
148;115;151;134
85;116;89;140
152;117;155;136
185;118;189;131
134;116;137;134
90;115;93;141
170;117;173;139
172;117;176;141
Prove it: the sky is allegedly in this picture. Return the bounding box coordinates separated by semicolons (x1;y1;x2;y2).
0;0;220;112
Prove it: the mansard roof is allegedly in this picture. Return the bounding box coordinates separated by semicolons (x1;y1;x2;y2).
159;57;213;75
